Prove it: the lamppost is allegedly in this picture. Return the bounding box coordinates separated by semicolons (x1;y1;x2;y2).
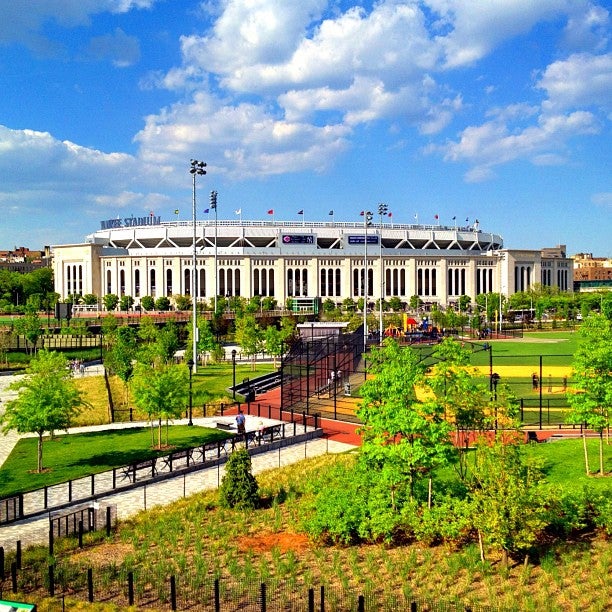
377;203;388;342
210;190;218;314
187;358;194;426
361;209;373;353
189;159;206;375
231;349;237;400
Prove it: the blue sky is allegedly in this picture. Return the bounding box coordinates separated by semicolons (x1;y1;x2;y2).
0;0;610;255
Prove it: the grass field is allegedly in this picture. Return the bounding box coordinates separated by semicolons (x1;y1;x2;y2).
0;425;229;497
13;441;612;611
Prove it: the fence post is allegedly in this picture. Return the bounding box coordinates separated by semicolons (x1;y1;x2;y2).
0;546;4;580
48;564;55;597
88;567;94;602
16;540;21;569
106;506;112;537
49;526;54;555
91;473;95;497
260;582;266;612
411;602;417;612
320;585;325;612
214;578;220;612
128;571;134;606
308;587;314;612
44;486;48;509
170;575;177;610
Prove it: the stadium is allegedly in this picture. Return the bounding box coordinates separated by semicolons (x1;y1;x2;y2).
52;215;572;307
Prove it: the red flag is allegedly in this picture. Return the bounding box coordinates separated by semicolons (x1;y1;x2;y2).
388;212;392;218
434;214;439;220
267;209;274;215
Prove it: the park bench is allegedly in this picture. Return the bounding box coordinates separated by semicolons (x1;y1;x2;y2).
120;458;157;483
259;424;283;444
162;449;193;472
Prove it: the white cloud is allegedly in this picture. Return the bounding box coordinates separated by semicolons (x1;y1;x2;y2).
538;52;612;113
562;4;609;51
439;110;599;180
423;0;577;69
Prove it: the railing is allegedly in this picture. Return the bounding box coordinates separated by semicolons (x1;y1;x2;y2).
0;418;320;526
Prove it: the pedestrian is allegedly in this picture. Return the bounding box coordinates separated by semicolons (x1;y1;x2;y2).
548;374;553;393
236;410;246;434
532;373;539;390
562;375;567;392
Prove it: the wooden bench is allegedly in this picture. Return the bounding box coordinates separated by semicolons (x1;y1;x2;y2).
259;424;283;444
120;458;157;483
162;449;193;471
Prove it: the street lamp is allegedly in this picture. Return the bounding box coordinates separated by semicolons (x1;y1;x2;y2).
210;190;218;314
231;349;237;400
187;358;194;426
189;159;206;374
377;203;388;343
361;210;373;353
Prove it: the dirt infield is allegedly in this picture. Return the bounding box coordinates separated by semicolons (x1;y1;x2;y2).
473;365;573;377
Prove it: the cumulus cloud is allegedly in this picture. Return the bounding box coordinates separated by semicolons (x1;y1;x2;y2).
538;52;612;113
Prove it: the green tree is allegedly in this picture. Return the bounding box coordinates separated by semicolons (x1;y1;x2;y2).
1;350;86;472
469;439;550;566
235;314;263;370
119;295;134;311
264;325;284;367
219;447;259;510
155;296;171;311
155;321;180;365
358;340;454;504
389;296;403;311
342;297;356;313
104;326;139;412
408;295;422;311
140;295;155;311
103;293;119;311
82;293;99;306
458;294;471;312
566;314;612;476
131;362;189;449
174;294;192;311
13;307;42;354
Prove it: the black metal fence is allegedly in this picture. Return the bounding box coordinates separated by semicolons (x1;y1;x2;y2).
0;561;495;611
0;419;320;526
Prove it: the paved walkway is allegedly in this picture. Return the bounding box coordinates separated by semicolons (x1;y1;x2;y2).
0;368;357;554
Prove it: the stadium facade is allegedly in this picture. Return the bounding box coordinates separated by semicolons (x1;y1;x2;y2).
52;216;572;308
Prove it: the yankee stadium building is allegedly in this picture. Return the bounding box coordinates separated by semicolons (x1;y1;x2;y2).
52;214;572;308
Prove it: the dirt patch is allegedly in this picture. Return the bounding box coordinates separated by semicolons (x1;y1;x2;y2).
70;542;134;566
237;532;310;554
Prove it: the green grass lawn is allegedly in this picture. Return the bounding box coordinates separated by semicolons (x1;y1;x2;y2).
0;425;229;498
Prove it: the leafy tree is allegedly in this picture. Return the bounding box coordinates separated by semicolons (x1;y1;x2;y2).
408;295;421;311
104;326;139;412
131;362;189;449
264;325;284;367
82;293;99;306
1;350;86;472
174;294;192;311
155;296;171;311
566;314;612;476
155;321;181;365
389;296;403;311
235;314;263;370
261;296;277;311
140;295;155;311
103;293;119;311
358;340;454;504
0;328;13;365
219;447;259;510
458;294;471;312
14;307;42;354
119;295;134;311
426;338;490;480
342;297;356;313
101;313;118;343
469;439;550;566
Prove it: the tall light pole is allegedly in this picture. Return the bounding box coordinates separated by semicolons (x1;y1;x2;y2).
377;203;388;343
361;210;373;353
210;190;218;314
190;159;206;375
187;358;194;426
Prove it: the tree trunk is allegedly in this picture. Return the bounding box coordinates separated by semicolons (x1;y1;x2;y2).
599;431;604;476
583;430;590;476
478;530;485;562
157;418;162;449
37;433;44;473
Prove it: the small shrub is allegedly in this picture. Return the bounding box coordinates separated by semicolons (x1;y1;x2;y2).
219;448;259;510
